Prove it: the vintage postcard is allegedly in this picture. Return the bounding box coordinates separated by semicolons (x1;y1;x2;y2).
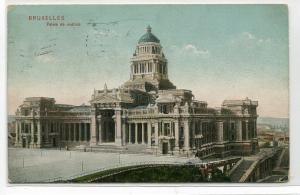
7;4;289;183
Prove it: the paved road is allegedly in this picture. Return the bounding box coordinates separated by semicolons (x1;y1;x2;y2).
8;148;189;183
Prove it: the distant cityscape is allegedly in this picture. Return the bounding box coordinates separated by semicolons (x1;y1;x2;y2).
257;117;289;130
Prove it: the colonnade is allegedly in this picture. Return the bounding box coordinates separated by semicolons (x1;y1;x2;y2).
216;119;257;143
126;122;151;145
60;122;90;142
15;120;40;147
15;120;91;148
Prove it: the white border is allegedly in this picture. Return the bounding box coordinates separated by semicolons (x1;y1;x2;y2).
1;0;300;194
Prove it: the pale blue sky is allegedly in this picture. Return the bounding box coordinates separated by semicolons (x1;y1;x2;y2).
7;5;289;117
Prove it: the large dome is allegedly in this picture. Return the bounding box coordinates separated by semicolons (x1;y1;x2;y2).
138;25;160;44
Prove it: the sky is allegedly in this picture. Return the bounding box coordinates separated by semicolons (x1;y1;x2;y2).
7;5;289;118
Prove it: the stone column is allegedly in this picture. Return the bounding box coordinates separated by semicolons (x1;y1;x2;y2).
64;123;67;141
254;120;257;138
217;121;224;142
135;123;138;144
142;122;145;144
147;122;151;147
68;123;71;141
105;122;109;142
191;120;196;149
183;120;190;151
30;120;34;147
71;123;74;141
79;123;82;142
114;109;122;146
61;121;65;141
236;120;242;141
15;120;19;147
84;123;88;141
90;108;97;146
37;121;41;147
97;118;102;144
154;122;159;148
74;123;77;142
65;123;68;141
121;122;126;146
128;123;132;144
174;120;179;151
45;121;49;143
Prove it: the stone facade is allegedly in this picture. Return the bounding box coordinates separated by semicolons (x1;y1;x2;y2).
14;26;259;158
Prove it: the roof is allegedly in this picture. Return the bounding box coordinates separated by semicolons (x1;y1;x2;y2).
68;105;91;113
222;98;258;106
56;104;74;108
138;26;160;44
24;97;55;102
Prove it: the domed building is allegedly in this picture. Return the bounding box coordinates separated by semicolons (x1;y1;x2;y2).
14;26;259;158
123;25;176;91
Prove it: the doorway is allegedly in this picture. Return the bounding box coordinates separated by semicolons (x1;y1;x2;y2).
22;138;26;148
52;138;57;147
162;142;168;154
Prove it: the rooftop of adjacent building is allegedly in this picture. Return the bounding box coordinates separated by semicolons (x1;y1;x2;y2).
222;97;258;106
24;97;55;102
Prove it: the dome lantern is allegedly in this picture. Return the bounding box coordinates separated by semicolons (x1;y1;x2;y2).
138;25;160;44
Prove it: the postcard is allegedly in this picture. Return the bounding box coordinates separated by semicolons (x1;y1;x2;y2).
7;4;289;183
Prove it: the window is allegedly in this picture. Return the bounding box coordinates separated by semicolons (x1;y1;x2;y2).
163;105;167;114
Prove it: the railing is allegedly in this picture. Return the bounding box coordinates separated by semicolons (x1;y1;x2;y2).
127;108;156;116
61;160;186;182
38;155;242;183
228;158;243;176
57;156;241;183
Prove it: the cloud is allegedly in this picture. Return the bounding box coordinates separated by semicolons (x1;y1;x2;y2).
241;32;256;40
171;44;210;58
35;53;57;64
232;32;272;46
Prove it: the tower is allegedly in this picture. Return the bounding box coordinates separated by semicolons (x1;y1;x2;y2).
123;25;176;91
